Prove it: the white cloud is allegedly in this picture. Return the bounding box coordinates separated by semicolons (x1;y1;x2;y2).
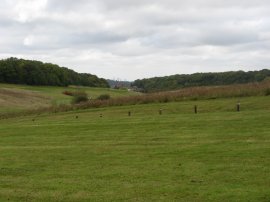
10;0;48;22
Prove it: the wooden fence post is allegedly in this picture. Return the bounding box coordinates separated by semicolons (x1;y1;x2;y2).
237;102;240;112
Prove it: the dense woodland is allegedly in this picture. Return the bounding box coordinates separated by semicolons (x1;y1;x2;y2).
132;69;270;92
0;58;109;87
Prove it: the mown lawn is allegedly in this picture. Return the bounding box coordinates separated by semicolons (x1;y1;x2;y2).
0;96;269;201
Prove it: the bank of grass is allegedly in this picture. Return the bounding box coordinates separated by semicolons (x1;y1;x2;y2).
0;96;269;201
0;83;139;113
1;80;269;119
59;80;270;109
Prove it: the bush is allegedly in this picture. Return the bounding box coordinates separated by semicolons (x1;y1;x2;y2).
265;88;270;96
63;90;74;96
97;94;110;100
72;92;88;104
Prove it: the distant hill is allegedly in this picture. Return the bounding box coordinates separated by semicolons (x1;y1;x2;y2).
107;79;131;88
132;69;270;92
0;57;109;88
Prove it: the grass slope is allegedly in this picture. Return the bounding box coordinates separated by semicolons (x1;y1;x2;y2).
0;96;269;201
0;83;138;113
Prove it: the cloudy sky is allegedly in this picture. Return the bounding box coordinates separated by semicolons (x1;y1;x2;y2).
1;0;270;80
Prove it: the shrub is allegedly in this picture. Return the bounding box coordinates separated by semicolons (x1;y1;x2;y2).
72;92;88;104
97;94;110;100
63;90;74;96
265;88;270;96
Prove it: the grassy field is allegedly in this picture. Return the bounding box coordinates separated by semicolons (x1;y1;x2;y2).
0;96;269;201
0;83;138;113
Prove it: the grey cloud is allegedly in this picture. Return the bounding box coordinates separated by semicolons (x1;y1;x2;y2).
199;26;259;46
1;0;270;80
63;32;129;45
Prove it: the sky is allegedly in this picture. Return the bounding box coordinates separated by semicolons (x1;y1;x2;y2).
1;0;270;80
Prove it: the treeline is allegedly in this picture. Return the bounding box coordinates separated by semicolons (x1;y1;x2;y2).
132;69;270;92
0;57;109;87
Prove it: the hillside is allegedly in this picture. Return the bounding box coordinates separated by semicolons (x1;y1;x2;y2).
133;69;270;92
0;57;109;87
0;83;139;114
0;96;269;201
1;80;269;117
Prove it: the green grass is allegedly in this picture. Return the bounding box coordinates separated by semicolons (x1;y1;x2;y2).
0;83;138;113
0;96;269;201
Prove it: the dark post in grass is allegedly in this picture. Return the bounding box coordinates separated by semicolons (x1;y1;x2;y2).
194;105;197;114
237;102;240;112
128;111;131;116
159;109;162;115
100;113;103;118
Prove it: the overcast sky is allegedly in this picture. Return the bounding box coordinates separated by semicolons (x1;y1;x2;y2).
1;0;270;80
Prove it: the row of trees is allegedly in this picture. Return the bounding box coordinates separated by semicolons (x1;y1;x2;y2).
0;57;109;87
132;69;270;92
